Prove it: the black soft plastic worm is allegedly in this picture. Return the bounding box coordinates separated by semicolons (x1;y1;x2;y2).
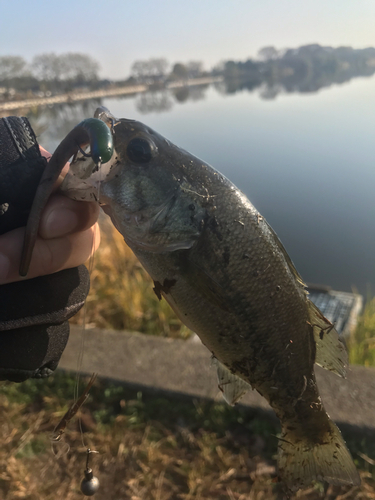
19;118;113;277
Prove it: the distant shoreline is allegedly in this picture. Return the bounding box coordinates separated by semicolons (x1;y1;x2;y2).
0;77;222;114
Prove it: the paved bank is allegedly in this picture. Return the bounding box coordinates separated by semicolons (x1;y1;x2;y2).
0;77;223;113
0;85;147;112
60;326;375;432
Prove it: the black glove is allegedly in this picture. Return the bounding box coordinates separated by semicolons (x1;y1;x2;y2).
0;116;90;382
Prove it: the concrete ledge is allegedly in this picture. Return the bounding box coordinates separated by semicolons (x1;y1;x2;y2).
60;326;375;431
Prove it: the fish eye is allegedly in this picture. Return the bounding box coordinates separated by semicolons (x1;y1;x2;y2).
127;137;155;164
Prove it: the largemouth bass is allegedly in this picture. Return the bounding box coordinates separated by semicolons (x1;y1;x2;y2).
61;107;360;491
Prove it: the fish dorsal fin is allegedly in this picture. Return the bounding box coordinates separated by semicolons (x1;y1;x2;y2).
264;221;306;288
213;358;251;405
308;299;348;378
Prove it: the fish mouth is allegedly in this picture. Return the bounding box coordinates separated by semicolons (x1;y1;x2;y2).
60;147;119;202
60;149;196;252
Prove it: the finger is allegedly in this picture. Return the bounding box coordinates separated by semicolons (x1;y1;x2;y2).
39;145;51;161
38;194;100;239
0;223;100;285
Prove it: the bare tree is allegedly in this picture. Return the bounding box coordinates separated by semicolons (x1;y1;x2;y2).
0;56;28;81
150;58;169;78
186;61;203;77
32;53;64;81
32;53;99;83
131;60;148;80
60;53;100;82
131;58;169;82
258;46;279;61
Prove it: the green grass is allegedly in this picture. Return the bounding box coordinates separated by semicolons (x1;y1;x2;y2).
349;295;375;367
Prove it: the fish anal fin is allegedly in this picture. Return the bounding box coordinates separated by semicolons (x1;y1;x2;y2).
213;358;251;405
308;300;348;378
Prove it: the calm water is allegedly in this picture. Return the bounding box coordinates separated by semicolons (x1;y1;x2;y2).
28;77;375;295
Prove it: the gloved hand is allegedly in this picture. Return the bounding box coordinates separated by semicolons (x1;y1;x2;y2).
0;116;96;382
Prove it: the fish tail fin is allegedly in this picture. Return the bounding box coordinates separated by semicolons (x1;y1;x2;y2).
278;418;360;491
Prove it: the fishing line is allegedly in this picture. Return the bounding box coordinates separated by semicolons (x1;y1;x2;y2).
75;154;103;448
79;186;103;453
73;151;102;384
50;150;101;454
76;157;103;496
52;152;102;495
74;225;97;402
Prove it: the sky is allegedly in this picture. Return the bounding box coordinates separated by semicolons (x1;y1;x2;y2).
1;0;375;80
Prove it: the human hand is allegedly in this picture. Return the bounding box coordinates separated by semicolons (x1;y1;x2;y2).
0;146;100;285
0;117;98;382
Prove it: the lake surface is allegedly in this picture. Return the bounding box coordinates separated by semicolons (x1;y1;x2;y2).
27;76;375;295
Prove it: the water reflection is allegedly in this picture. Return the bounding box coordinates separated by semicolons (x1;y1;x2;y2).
20;73;375;294
22;84;210;150
21;56;375;141
135;91;173;114
258;84;283;100
173;87;189;103
27;99;102;150
217;63;375;99
134;84;208;113
172;84;208;103
133;58;375;113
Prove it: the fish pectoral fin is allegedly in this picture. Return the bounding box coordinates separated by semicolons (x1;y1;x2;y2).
182;259;230;311
308;300;348;378
213;358;251;405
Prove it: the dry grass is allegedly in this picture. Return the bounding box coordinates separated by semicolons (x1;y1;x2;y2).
4;217;375;498
71;218;190;339
1;373;375;500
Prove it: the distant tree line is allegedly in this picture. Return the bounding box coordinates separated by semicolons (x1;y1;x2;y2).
2;45;375;100
219;44;375;95
0;53;100;94
129;58;205;84
122;45;375;94
0;53;207;97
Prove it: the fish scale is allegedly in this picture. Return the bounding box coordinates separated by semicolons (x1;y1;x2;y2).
137;198;312;398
